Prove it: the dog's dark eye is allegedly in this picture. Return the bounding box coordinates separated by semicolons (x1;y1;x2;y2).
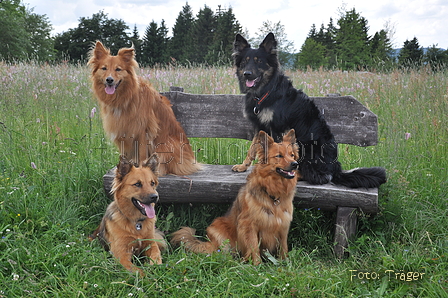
115;68;122;71
101;67;107;70
275;154;284;158
150;181;156;187
133;182;142;188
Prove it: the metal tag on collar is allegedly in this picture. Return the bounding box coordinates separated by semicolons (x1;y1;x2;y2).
269;194;280;206
136;222;142;230
254;106;260;115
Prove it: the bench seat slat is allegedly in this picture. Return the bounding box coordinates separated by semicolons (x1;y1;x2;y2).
103;164;378;213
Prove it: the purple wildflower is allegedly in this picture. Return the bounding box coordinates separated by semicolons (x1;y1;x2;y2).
90;107;96;118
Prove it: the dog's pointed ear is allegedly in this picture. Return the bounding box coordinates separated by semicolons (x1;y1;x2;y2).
143;153;159;176
257;131;274;163
88;41;109;65
95;41;110;58
259;130;275;145
259;32;277;54
117;46;135;63
234;34;251;53
116;155;132;180
282;129;296;144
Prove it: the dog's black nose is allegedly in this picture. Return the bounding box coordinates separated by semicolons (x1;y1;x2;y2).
243;71;252;77
290;161;298;169
149;193;159;203
106;76;114;84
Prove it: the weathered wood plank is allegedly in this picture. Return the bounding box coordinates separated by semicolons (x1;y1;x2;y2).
103;165;378;213
164;92;254;140
312;96;378;147
334;207;358;258
162;90;378;146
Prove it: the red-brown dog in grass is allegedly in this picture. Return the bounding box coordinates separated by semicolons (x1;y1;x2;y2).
171;129;300;265
88;41;200;176
89;154;165;275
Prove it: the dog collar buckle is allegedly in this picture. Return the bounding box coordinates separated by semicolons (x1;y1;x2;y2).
269;194;280;206
253;91;270;115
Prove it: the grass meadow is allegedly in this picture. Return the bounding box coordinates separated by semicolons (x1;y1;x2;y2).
0;62;447;297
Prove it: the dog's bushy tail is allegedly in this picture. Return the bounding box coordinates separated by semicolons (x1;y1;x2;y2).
332;167;387;188
170;227;217;254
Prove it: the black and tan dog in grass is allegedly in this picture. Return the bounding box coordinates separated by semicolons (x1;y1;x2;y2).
89;154;165;275
171;129;299;265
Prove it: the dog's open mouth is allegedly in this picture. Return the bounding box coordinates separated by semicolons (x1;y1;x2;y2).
246;77;260;88
276;168;296;179
132;198;156;218
104;80;122;95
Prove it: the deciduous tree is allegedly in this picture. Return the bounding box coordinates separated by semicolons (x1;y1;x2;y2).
54;11;130;62
0;0;53;62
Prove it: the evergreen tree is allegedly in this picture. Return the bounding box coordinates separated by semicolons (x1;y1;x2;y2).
398;37;423;68
141;21;159;66
190;5;215;64
295;38;327;70
141;20;169;66
130;25;142;61
170;2;194;63
158;20;170;64
423;44;447;70
369;29;394;69
300;19;337;70
307;24;317;39
314;24;326;45
323;18;337;67
206;7;241;65
335;8;371;70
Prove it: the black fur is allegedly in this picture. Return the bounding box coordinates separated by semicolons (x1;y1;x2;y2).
233;33;386;188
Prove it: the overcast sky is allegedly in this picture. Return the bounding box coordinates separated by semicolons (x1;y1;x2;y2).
25;0;447;50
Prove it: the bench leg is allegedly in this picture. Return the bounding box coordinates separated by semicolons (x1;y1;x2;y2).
334;207;357;258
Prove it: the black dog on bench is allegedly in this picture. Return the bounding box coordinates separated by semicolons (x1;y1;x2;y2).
232;32;386;188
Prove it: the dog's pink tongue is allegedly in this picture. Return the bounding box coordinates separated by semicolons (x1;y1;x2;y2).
144;203;156;219
246;80;256;88
105;85;116;95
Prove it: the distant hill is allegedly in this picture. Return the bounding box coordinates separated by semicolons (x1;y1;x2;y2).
390;47;447;59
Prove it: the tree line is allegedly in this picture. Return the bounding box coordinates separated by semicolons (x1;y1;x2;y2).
1;0;447;71
295;8;448;71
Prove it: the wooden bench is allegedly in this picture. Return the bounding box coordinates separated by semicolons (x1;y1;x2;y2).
103;86;381;258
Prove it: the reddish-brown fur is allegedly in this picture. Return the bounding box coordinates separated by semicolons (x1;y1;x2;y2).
89;154;165;276
171;130;300;265
88;41;200;176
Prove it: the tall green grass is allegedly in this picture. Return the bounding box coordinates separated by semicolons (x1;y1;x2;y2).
0;63;446;297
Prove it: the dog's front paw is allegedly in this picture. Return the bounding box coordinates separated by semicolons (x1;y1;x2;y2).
149;255;162;265
232;164;249;172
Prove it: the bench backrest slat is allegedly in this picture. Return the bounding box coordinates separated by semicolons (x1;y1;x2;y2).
163;90;378;147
